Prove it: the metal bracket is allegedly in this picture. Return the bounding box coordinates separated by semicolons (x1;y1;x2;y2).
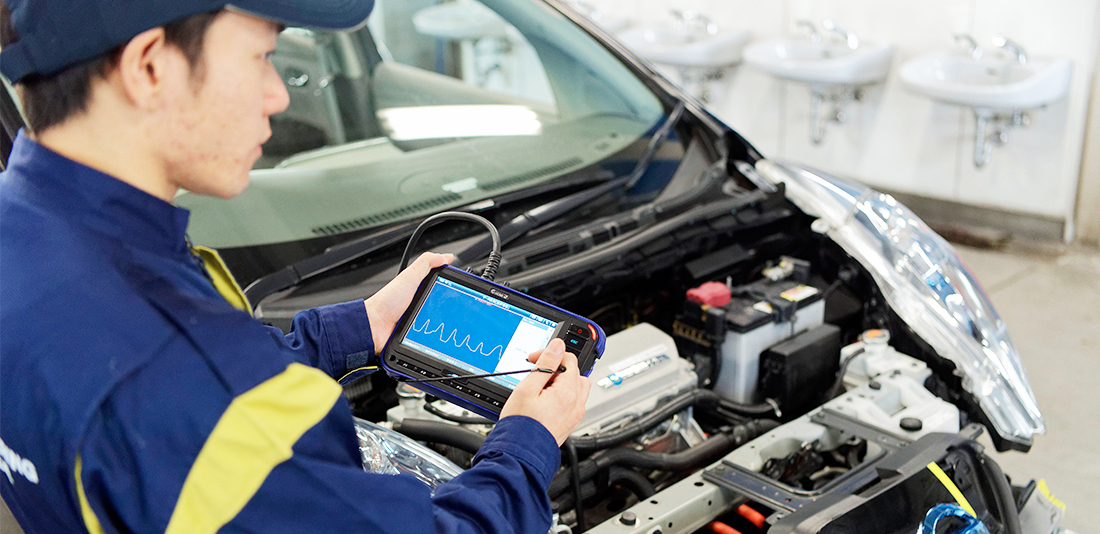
810;408;912;451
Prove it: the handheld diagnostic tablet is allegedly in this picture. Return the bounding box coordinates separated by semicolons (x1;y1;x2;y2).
381;265;605;419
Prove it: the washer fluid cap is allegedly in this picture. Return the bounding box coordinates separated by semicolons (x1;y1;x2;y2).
900;417;923;432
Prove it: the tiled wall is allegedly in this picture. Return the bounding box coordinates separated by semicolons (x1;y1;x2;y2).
589;0;1100;237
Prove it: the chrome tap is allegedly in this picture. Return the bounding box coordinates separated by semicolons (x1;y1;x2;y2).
993;35;1027;65
821;19;859;49
954;34;982;59
670;10;719;36
796;20;822;44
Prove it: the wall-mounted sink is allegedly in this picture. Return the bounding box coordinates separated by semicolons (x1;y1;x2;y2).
900;42;1073;168
744;31;894;144
567;1;631;33
615;11;749;103
743;40;894;86
899;54;1072;110
616;26;751;68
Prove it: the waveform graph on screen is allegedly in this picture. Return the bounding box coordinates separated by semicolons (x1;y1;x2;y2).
405;281;524;373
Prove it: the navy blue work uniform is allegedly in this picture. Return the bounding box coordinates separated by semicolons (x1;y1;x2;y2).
0;132;560;534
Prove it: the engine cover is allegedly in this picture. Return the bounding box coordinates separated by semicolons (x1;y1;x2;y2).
573;323;697;438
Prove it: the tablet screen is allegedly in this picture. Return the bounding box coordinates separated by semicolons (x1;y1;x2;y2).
400;276;559;388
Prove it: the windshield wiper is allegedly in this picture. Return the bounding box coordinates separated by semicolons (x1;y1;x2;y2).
454;102;686;266
243;219;425;307
245;103;686;305
241;171;621;307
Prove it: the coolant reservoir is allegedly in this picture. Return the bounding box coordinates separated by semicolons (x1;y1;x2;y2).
842;329;931;388
833;329;960;437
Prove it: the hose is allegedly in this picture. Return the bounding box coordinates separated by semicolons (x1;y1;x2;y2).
563;439;587;533
982;453;1023;534
392;419;487;455
569;390;779;452
551;467;657;512
609;466;657;500
950;438;1025;532
569;390;706;452
958;442;1023;534
549;419;778;497
707;521;743;534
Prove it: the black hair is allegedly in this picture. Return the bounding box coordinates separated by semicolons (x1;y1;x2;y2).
0;3;221;133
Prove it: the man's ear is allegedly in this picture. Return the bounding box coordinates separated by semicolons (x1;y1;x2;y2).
113;27;182;109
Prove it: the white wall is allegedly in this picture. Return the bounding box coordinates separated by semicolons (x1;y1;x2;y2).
1076;6;1100;246
591;0;1100;235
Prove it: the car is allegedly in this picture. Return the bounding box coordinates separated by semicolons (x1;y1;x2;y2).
0;0;1067;533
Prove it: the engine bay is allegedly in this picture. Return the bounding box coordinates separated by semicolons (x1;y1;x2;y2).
246;141;1056;533
344;222;1059;534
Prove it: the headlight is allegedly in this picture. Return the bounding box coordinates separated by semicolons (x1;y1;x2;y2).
354;418;464;491
755;160;1044;450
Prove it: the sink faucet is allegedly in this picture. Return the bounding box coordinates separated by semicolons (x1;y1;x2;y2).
954;34;982;59
821;19;859;49
670;10;719;36
796;20;822;44
993;35;1027;65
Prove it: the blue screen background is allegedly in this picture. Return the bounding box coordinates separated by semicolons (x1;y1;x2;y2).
404;279;525;373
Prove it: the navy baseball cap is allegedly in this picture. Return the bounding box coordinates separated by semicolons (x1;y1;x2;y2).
1;0;375;83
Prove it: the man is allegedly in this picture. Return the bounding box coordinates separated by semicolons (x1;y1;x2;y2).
0;1;590;533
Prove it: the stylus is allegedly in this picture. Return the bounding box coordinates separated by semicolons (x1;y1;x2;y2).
399;365;567;384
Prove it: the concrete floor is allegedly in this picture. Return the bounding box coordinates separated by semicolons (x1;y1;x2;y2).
955;242;1100;533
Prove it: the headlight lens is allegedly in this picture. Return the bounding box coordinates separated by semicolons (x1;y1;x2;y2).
756;160;1044;449
354;418;464;491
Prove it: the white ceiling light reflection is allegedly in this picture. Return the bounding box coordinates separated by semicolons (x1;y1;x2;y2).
378;105;542;141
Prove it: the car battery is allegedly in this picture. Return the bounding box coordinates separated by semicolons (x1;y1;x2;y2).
573;323;697;438
711;278;825;404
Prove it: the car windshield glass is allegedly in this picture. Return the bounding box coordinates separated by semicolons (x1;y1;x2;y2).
177;0;666;254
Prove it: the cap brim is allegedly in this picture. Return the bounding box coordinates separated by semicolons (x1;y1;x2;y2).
227;0;375;31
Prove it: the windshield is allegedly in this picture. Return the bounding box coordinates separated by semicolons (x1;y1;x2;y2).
177;0;666;256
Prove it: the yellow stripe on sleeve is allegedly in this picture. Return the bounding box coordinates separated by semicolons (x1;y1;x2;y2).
74;455;107;534
927;461;977;517
165;363;343;534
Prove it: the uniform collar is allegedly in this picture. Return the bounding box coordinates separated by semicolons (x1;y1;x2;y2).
7;130;192;258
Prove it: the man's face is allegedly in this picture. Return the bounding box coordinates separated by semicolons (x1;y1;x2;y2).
159;12;289;199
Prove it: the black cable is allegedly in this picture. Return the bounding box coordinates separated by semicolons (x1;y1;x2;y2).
563;438;587;533
569;390;705;452
552;467;655;512
549;420;779;497
392;419;487;454
568;390;778;452
422;402;494;425
398;212;503;281
826;348;865;400
981;451;1023;534
718;397;783;417
587;420;778;473
955;442;1023;534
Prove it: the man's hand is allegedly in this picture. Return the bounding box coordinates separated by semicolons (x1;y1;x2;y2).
364;252;453;352
499;339;591;446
